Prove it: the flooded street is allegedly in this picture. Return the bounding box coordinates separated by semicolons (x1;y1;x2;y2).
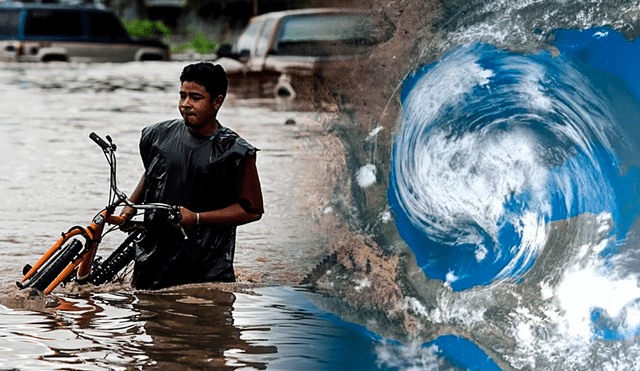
0;61;374;370
0;61;338;286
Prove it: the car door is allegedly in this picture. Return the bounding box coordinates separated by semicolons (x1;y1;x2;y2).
243;17;279;95
0;9;23;61
250;17;277;71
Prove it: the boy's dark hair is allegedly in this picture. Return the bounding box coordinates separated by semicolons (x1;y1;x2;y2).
180;62;228;99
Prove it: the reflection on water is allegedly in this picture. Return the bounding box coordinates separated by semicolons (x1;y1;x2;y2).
135;286;276;370
0;285;383;370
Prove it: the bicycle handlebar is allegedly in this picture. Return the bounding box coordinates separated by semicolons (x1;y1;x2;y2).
90;132;188;240
89;132;111;151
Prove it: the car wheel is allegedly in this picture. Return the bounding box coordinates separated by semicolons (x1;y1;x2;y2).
41;54;68;62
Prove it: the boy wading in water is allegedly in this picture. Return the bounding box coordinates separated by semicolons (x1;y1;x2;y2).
121;62;264;290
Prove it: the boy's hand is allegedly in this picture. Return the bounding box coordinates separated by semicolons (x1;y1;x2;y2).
179;207;198;231
119;205;137;221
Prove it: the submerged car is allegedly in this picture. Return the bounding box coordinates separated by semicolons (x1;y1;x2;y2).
0;3;170;62
216;8;392;101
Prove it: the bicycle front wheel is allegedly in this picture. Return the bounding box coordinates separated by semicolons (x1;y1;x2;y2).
87;229;140;286
32;238;83;292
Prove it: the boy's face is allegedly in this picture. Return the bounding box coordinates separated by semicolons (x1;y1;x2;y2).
179;81;223;131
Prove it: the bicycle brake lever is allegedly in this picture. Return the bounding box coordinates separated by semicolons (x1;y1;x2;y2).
168;206;188;240
176;225;188;240
106;135;117;151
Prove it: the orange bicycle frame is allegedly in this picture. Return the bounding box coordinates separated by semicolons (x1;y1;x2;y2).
19;209;125;294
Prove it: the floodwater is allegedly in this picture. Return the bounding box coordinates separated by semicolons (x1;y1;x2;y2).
0;61;341;286
0;61;377;370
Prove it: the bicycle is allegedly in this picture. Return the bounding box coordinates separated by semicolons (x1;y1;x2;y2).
17;132;186;295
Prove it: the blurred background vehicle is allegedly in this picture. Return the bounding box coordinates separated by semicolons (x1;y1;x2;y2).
214;8;393;103
0;2;171;62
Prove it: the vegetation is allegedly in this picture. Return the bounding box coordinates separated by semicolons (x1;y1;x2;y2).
123;18;221;55
171;33;220;55
123;19;171;37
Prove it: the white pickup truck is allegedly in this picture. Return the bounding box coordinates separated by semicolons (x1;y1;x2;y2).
216;8;391;101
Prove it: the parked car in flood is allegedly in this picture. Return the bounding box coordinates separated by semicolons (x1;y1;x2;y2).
215;8;392;102
0;3;171;62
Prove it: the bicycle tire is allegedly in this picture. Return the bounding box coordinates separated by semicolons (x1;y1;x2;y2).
32;238;83;292
87;229;140;286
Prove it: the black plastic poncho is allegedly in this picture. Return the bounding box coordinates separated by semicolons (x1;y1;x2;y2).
133;119;258;290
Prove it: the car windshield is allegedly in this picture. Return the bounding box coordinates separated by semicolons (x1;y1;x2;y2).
231;18;263;55
273;13;388;57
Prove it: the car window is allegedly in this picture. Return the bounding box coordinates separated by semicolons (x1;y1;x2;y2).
88;12;129;40
273;13;389;57
255;18;276;58
24;9;83;37
232;18;263;55
0;10;21;37
280;14;380;42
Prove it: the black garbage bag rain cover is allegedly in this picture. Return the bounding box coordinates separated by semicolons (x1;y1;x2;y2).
133;119;257;290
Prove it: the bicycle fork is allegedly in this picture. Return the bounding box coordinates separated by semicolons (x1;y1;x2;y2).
18;209;119;294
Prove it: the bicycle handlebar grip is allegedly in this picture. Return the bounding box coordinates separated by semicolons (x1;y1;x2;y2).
171;206;183;223
89;132;110;150
106;215;127;225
